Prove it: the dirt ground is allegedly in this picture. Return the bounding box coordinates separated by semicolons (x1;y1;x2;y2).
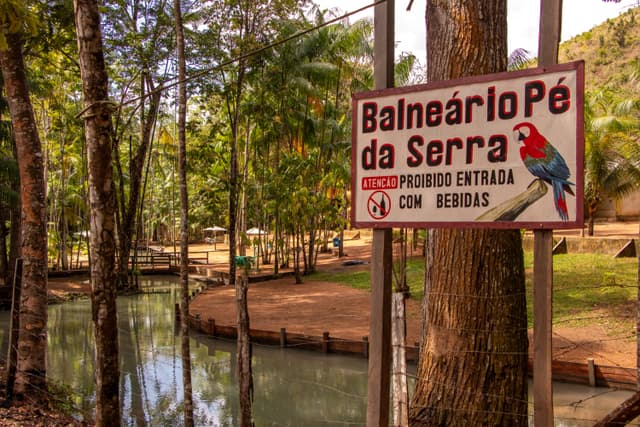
48;222;640;369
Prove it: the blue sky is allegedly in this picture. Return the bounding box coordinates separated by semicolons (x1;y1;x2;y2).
313;0;637;59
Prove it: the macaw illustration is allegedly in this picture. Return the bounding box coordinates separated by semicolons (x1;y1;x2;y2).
513;122;575;220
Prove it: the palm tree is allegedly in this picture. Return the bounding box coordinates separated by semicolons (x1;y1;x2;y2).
584;88;640;235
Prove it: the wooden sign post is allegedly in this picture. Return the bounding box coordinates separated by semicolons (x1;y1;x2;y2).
355;1;579;424
533;0;562;425
366;1;394;426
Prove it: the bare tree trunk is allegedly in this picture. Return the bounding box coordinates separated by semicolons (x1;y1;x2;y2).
409;1;528;425
294;228;302;284
58;140;69;270
0;30;48;400
73;0;121;424
173;0;194;424
237;271;253;426
0;219;8;282
7;194;20;289
588;204;597;236
114;84;160;292
239;121;250;257
0;105;22;289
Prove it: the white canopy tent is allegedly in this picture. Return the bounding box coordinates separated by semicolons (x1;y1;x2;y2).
246;227;266;236
204;226;226;249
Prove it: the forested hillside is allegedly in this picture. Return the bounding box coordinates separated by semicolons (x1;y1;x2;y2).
560;6;639;94
557;6;640;226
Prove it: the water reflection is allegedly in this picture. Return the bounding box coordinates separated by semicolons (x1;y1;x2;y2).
0;276;637;426
0;277;369;426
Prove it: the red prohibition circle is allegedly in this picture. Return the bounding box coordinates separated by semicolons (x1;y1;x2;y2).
367;191;391;220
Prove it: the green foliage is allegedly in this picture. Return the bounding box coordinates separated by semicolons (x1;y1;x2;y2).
507;48;532;71
583;87;640;226
0;0;39;50
47;380;83;418
559;7;640;227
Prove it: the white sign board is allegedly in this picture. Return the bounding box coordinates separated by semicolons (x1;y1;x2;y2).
351;62;584;229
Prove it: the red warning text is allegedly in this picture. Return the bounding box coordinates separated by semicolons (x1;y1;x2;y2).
362;175;398;190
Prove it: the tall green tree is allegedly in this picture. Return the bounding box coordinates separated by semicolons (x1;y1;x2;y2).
173;0;194;424
101;0;175;290
0;0;49;399
194;3;310;423
409;1;528;425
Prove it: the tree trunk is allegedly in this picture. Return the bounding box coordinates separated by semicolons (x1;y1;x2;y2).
115;84;160;292
0;106;22;285
587;204;597;236
409;2;528;425
239;121;250;257
0;31;48;399
7;192;21;289
173;0;194;424
0;219;8;282
294;228;302;284
73;0;121;424
237;272;253;426
58;140;69;270
410;230;528;426
594;390;640;427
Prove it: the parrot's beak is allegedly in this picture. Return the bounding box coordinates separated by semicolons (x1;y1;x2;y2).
514;130;524;142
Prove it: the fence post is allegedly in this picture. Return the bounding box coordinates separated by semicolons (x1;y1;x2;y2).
280;328;287;348
322;332;330;353
363;336;369;359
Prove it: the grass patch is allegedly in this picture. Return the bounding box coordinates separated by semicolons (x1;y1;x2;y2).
524;252;637;330
311;252;638;331
309;257;426;299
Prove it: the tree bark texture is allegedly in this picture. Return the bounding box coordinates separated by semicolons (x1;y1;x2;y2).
237;273;253;426
115;84;160;291
409;2;528;425
594;390;640;427
173;0;194;424
73;0;121;424
409;230;528;426
425;0;507;81
0;31;48;399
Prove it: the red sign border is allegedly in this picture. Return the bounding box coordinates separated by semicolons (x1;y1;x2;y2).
350;61;585;230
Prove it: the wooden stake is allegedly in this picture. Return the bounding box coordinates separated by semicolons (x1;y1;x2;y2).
367;1;394;425
533;1;562;425
368;229;393;426
587;358;596;387
392;293;408;427
533;229;554;426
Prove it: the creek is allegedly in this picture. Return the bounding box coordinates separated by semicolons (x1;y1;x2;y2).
0;275;637;426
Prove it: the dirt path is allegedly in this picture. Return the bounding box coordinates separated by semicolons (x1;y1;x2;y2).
186;231;637;369
48;223;639;369
190;278;424;345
